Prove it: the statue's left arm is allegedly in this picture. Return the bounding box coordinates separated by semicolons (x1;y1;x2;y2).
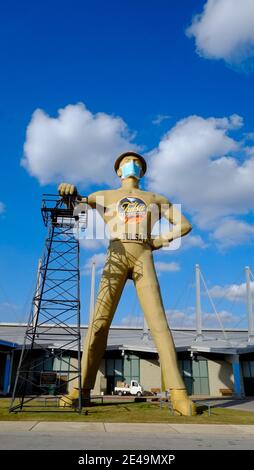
151;195;192;250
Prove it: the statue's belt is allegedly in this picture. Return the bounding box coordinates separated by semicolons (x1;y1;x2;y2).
110;234;151;243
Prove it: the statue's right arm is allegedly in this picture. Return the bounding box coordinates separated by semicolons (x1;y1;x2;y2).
58;183;104;210
87;191;105;210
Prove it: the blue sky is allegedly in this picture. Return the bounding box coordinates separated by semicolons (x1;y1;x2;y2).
0;0;254;328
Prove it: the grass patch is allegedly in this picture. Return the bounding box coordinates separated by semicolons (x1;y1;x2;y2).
1;398;254;424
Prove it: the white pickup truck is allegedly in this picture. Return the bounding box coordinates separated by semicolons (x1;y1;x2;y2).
114;380;143;396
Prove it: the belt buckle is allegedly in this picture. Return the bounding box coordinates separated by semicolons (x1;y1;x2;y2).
122;234;148;242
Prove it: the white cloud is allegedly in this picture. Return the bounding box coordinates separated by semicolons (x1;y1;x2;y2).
209;280;254;302
119;308;241;329
148;114;254;233
186;0;254;65
155;261;180;273
181;234;208;250
166;309;195;328
0;202;5;214
22;102;139;186
202;310;240;327
80;238;108;251
166;308;240;328
152;114;171;125
82;252;107;275
212;218;254;248
119;314;143;327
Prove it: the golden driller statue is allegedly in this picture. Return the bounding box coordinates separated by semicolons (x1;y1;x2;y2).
58;151;196;416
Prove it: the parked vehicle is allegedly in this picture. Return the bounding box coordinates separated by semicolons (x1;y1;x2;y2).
114;380;143;396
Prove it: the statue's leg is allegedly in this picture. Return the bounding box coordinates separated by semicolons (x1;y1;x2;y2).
60;242;128;407
81;246;128;391
133;245;196;416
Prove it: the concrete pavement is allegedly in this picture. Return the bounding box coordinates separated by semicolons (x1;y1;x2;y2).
207;398;254;413
1;421;254;434
0;421;254;449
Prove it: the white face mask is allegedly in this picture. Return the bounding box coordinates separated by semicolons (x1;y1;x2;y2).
121;161;141;179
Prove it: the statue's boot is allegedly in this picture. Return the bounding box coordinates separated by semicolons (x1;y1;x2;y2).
59;389;91;408
170;389;197;416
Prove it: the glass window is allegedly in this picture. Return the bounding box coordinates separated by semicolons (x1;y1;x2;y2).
53;355;70;372
114;359;123;376
106;356;139;383
193;378;201;395
106;359;114;376
131;359;139;377
184;378;193;395
192;360;199;377
192;359;209;395
242;362;251;377
123;355;140;382
43;356;53;371
124;358;131;377
60;355;70;372
250;361;254;377
53;357;61;371
199;360;208;378
183;360;192;377
242;361;254;378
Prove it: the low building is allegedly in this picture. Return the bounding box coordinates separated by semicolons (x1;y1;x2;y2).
0;323;254;398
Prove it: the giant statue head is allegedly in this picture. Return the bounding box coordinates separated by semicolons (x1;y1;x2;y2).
114;151;147;181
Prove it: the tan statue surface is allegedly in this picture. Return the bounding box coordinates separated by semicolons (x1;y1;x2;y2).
58;151;196;416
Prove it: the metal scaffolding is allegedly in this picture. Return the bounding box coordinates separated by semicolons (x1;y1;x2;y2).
9;195;87;413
